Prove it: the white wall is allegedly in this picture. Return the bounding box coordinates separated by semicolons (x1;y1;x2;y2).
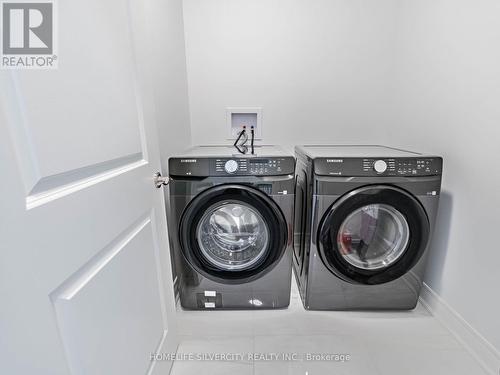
183;0;400;146
393;0;500;351
149;0;191;169
183;0;500;353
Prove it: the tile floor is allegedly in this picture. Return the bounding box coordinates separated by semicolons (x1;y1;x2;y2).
170;279;487;375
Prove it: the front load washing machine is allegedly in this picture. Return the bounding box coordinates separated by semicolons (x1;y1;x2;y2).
168;146;295;310
293;145;442;310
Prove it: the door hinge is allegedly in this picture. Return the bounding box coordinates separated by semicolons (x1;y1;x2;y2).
154;172;171;188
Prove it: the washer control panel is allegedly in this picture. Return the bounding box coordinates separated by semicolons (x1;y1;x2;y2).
314;157;442;177
169;155;295;177
213;157;294;176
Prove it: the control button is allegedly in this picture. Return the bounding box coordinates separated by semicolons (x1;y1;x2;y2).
373;160;388;173
224;159;238;174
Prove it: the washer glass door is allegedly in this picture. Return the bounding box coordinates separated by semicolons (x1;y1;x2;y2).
197;201;270;271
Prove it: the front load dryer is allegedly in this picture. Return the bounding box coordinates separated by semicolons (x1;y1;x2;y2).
168;145;295;310
293;145;442;310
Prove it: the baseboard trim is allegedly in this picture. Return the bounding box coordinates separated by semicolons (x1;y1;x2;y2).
419;283;500;375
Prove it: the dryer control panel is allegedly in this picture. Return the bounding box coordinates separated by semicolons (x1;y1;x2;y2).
314;157;443;177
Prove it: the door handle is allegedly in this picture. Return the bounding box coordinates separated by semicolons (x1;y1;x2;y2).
154;172;171;188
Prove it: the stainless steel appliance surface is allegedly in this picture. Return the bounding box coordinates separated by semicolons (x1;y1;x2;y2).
293;145;442;310
168;145;295;310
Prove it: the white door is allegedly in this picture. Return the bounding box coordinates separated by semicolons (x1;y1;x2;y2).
0;0;177;374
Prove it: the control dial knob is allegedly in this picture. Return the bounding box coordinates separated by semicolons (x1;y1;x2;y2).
224;159;238;174
373;160;388;173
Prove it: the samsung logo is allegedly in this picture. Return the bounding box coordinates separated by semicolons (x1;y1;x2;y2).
326;159;343;163
180;159;197;163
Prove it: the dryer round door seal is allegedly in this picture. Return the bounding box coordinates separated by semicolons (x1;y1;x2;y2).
318;185;430;285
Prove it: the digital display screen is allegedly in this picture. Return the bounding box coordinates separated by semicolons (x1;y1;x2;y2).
250;159;270;164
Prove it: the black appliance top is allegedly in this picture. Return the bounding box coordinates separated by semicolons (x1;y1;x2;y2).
296;145;442;177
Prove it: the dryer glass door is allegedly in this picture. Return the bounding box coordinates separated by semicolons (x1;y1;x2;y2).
318;185;430;285
197;202;269;271
337;204;410;270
